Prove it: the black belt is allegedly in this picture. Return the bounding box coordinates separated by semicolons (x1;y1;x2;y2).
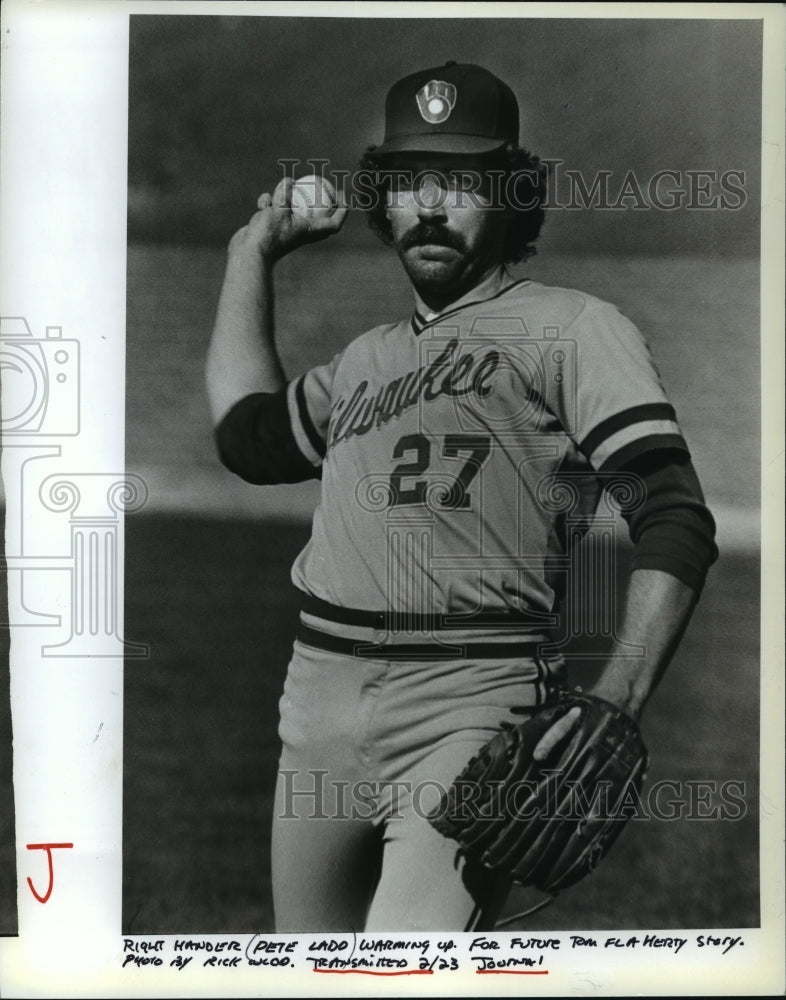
300;593;550;632
295;623;542;660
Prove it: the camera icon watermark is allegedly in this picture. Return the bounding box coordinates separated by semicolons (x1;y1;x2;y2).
0;317;79;436
536;469;648;659
0;314;147;656
415;317;578;439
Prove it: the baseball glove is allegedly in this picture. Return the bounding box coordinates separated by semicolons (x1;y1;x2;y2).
428;692;648;894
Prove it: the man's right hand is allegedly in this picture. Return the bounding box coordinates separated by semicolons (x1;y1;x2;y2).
229;177;348;263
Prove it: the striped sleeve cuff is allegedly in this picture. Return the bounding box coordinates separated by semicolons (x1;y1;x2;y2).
215;389;321;485
631;514;719;592
287;376;326;465
580;404;690;472
620;452;718;592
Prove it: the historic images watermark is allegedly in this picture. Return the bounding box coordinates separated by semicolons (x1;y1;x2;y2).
278;769;748;823
278;158;748;213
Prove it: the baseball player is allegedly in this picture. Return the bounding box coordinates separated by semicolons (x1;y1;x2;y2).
206;63;717;932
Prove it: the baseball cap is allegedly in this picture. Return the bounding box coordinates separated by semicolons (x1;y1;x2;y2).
373;61;520;156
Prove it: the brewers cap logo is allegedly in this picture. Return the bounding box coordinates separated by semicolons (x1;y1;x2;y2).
416;80;457;124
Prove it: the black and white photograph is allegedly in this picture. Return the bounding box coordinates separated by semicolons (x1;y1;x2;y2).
1;2;784;996
123;11;761;932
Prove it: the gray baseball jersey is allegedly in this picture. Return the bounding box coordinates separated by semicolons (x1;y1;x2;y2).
284;268;687;618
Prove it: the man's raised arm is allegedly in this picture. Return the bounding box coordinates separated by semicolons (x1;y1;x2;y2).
206;176;347;426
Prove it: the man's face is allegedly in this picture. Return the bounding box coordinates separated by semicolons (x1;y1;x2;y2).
383;154;509;310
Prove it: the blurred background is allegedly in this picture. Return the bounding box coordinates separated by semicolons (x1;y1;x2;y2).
122;14;762;933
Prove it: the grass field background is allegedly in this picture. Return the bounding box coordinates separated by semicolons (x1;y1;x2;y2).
122;241;761;933
125;240;759;524
123;517;759;933
0;14;764;945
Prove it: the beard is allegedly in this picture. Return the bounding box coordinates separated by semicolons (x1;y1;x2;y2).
390;213;506;310
394;223;480;306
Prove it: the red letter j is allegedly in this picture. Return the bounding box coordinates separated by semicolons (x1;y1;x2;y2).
26;843;74;903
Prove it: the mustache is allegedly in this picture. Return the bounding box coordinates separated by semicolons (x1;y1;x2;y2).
399;223;467;253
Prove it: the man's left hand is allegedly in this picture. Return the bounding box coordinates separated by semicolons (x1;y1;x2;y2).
533;671;643;761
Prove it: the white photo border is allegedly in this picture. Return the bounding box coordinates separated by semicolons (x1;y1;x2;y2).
0;1;783;997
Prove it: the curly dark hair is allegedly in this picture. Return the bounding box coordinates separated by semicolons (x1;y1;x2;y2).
356;144;548;263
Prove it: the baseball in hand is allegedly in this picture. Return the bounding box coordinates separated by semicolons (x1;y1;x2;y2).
290;174;338;220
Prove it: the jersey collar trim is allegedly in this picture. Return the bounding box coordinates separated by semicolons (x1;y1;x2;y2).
410;268;531;336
